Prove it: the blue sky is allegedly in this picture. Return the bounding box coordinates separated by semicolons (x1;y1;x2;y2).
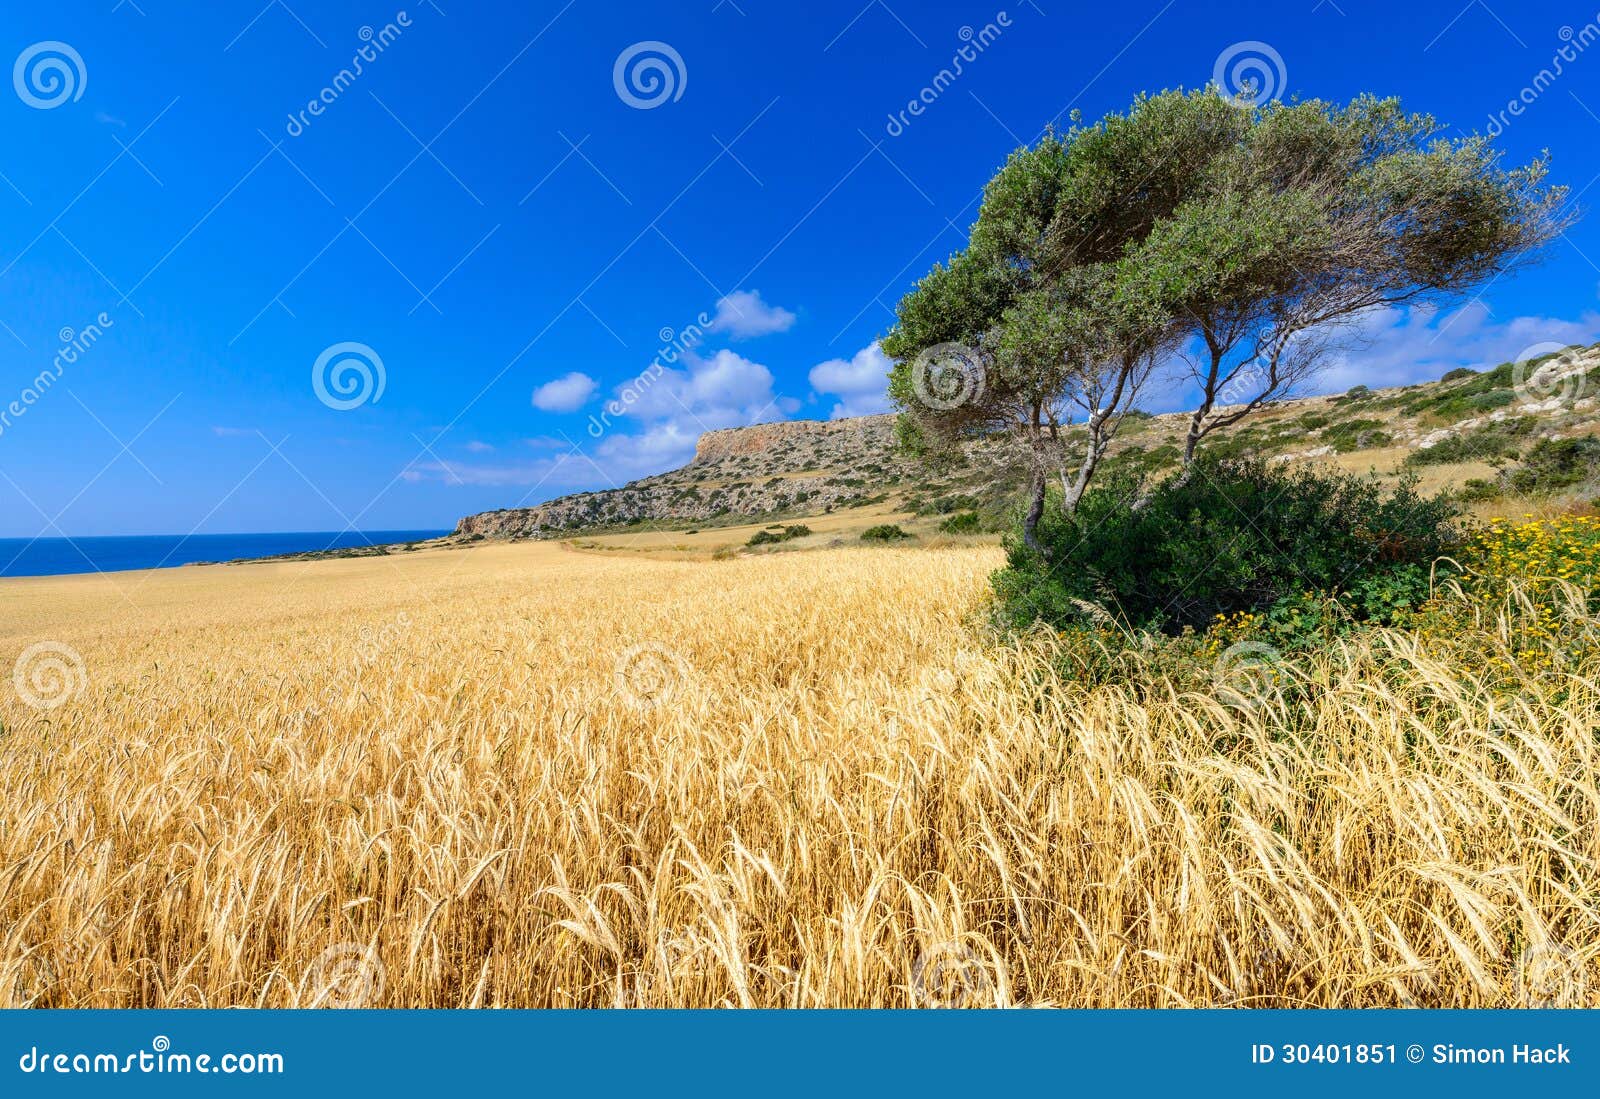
2;0;1599;536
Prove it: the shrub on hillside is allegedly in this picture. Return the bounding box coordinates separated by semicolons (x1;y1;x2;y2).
1506;436;1600;495
992;457;1463;636
747;524;811;546
1404;418;1537;467
938;511;984;534
1319;418;1392;453
861;524;913;542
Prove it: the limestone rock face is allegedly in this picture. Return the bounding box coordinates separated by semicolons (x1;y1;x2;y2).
452;415;931;538
692;416;893;465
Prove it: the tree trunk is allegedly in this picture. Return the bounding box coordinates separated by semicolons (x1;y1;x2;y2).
1182;409;1206;465
1184;340;1224;466
1022;468;1046;553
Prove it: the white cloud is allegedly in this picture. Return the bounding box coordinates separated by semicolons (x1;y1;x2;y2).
1311;302;1600;392
531;371;598;412
1140;303;1600;412
707;290;797;340
614;348;792;427
592;423;705;481
808;342;893;419
465;440;495;453
571;348;800;482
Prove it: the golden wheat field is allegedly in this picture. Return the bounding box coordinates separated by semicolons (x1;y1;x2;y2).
1;540;1596;1008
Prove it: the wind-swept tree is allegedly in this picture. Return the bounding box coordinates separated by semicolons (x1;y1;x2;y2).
1135;93;1573;463
885;89;1571;543
884;134;1183;549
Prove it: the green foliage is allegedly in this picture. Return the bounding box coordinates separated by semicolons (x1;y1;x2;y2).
1440;366;1478;383
938;511;984;534
913;493;980;516
1319;417;1392;452
860;524;913;542
992;457;1462;634
885;87;1568;521
1400;361;1516;420
1404;418;1536;467
1506;437;1600;495
746;524;812;547
1102;442;1182;479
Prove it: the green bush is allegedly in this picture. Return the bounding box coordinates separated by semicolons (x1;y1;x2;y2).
938;511;984;534
1507;437;1600;495
913;493;980;516
1404;418;1535;467
1440;366;1478;383
860;524;913;542
1319;418;1392;452
1400;362;1515;420
992;456;1463;635
746;524;811;546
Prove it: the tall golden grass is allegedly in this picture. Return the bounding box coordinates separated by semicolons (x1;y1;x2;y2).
1;541;1594;1007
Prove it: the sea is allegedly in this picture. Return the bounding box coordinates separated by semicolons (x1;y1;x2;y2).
0;530;451;579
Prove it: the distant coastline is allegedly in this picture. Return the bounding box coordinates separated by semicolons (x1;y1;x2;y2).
0;530;451;579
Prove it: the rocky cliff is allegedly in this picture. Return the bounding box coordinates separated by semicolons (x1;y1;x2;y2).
454;415;963;538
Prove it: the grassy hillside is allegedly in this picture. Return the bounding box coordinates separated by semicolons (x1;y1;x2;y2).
457;343;1600;550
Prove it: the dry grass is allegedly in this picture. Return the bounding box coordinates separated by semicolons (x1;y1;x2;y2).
1;542;1596;1008
566;501;936;558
